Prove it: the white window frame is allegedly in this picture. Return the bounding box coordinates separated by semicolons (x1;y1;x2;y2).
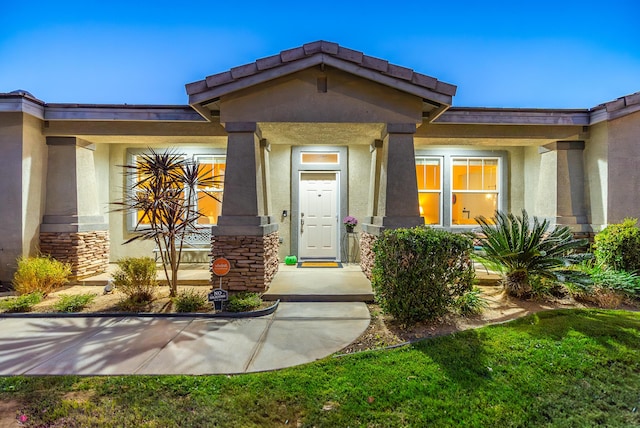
415;149;508;229
125;148;226;232
449;157;501;228
416;156;443;227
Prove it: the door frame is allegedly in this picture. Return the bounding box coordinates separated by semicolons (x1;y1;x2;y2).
291;146;348;261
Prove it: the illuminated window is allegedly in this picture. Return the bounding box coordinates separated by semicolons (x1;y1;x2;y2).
134;155;186;226
194;155;225;225
127;150;225;230
301;152;339;164
416;157;442;225
451;158;499;225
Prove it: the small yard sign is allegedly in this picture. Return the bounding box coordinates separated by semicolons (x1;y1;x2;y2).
212;257;231;276
208;288;228;311
208;288;228;302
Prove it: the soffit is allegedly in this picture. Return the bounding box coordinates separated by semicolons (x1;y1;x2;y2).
259;123;384;146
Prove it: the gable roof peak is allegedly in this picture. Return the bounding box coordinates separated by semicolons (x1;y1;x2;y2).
186;41;457;105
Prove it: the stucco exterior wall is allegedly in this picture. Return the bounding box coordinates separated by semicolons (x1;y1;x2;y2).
508;147;525;214
108;144;155;261
0;112;47;282
221;68;423;124
584;122;608;229
523;146;557;220
94;143;111;222
269;144;292;260
0;113;26;282
348;145;372;233
607;110;640;223
22;114;47;256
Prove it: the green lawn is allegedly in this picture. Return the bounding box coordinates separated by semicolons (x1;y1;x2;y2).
2;309;639;427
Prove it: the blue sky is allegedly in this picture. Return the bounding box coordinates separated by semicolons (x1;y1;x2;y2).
1;1;638;108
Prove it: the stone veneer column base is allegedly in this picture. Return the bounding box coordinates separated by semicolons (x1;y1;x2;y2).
211;231;279;292
40;231;110;279
359;232;378;280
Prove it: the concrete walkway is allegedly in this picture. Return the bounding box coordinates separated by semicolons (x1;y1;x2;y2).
0;263;374;375
0;302;370;375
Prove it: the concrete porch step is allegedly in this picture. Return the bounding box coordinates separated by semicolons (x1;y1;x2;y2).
263;265;374;303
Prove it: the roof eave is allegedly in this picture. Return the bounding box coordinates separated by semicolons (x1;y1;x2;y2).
43;104;206;122
435;107;591;126
0;94;45;119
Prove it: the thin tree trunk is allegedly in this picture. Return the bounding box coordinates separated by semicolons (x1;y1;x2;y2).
169;236;178;297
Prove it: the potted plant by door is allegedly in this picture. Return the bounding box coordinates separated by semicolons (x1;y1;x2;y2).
343;216;358;233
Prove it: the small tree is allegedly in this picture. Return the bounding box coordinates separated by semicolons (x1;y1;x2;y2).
113;149;220;297
473;210;590;297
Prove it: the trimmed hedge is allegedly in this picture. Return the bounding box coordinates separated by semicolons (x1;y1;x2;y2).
594;218;640;273
371;227;474;325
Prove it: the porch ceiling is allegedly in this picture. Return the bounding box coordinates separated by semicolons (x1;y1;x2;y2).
414;137;569;147
259;122;384;146
415;122;586;147
77;135;228;145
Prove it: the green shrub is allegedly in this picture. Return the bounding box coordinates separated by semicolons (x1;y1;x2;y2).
226;292;262;313
12;256;71;295
371;227;474;325
594;218;640;273
528;275;567;299
572;262;640;300
174;289;208;313
0;292;44;312
53;293;96;312
112;257;158;303
454;287;488;316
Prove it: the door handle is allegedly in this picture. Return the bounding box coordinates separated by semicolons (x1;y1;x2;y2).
300;213;304;233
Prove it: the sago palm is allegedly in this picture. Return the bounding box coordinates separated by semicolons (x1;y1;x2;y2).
473;210;589;297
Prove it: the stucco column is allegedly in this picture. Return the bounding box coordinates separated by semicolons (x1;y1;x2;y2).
360;124;422;278
216;122;275;234
370;123;422;230
40;137;109;278
365;139;383;223
213;122;278;291
543;141;591;233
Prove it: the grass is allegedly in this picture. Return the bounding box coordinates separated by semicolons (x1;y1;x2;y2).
1;309;639;427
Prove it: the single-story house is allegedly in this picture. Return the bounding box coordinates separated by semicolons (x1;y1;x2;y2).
1;40;638;290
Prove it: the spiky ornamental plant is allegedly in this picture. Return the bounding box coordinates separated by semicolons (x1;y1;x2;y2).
473;210;590;298
113;148;219;297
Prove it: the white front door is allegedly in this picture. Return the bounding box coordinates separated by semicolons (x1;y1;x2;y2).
299;172;338;259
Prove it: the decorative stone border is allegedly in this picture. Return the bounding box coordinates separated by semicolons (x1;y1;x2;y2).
0;300;280;319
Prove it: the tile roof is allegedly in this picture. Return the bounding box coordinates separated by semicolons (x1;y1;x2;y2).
186;40;457;100
599;91;640;112
591;91;640;122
